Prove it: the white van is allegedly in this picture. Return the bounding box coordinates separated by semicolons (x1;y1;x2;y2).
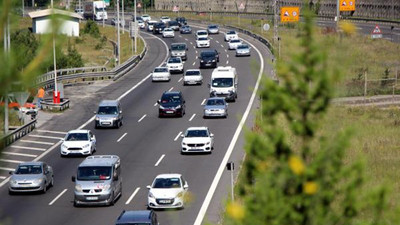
209;66;238;102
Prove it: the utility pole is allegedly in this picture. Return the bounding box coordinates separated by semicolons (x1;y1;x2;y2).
122;0;125;34
22;0;24;17
117;0;121;65
103;0;105;27
4;15;10;134
273;0;278;44
134;0;137;54
51;0;58;103
336;0;340;30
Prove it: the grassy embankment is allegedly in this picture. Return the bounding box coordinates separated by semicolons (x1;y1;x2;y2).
149;12;400;215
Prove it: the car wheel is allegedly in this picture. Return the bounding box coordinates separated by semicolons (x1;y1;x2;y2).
109;192;115;206
42;182;47;194
94;124;98;129
50;176;54;187
73;200;79;207
8;190;14;195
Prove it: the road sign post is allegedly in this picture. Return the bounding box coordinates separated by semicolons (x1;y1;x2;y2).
238;2;245;26
226;162;235;201
371;24;382;39
280;6;300;23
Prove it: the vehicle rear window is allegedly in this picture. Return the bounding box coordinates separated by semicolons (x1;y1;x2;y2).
168;58;181;63
198;31;207;35
230;39;241;43
227;31;236;34
77;166;112;180
198;37;208;41
207;99;226;106
161;95;181;103
171;44;186;50
201;52;215;57
154;68;168;73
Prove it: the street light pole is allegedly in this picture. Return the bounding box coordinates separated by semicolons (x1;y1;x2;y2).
122;0;124;34
273;0;278;43
336;0;340;30
51;0;58;103
4;15;10;134
117;0;121;65
134;0;137;54
22;0;24;17
103;0;105;27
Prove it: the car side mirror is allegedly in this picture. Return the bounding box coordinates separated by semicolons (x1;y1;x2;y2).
72;176;76;182
93;111;97;114
119;110;122;114
9;171;13;175
169;49;171;52
181;134;185;138
44;170;49;175
183;183;189;189
157;100;160;104
146;185;151;189
210;133;214;137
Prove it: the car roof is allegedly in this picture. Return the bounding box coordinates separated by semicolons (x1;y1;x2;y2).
18;161;43;166
162;91;181;96
79;155;120;167
171;42;186;46
187;127;208;131
117;210;152;223
168;57;182;61
99;100;119;107
207;97;226;101
201;49;217;54
197;30;207;32
185;69;201;72
154;66;168;70
155;173;182;179
67;129;89;134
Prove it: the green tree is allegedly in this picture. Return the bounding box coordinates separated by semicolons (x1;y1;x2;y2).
82;20;100;38
66;44;84;68
11;29;39;71
224;3;394;225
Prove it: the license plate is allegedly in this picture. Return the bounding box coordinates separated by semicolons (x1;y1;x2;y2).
102;122;111;125
86;196;98;200
166;111;174;114
159;200;172;203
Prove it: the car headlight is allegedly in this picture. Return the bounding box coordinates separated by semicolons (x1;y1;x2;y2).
34;178;44;184
10;179;17;185
83;144;90;148
148;192;155;198
62;143;68;149
175;105;181;109
201;60;204;63
102;184;111;191
75;184;83;192
95;117;100;121
159;105;165;109
176;192;184;198
212;59;216;62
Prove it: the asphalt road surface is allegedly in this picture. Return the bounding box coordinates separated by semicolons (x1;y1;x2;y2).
0;21;274;225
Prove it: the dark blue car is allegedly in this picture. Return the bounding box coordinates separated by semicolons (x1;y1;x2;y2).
116;210;159;225
180;25;192;34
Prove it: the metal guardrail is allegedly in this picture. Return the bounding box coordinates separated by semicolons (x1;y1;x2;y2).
1;119;36;148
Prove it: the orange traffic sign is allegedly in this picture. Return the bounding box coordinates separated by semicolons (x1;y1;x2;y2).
339;0;355;11
280;7;299;22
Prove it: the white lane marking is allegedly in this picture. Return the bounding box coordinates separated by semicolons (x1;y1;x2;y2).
0;176;6;180
36;130;67;135
190;42;193;45
226;60;229;64
189;114;196;121
154;154;165;167
20;140;54;145
194;28;265;225
0;159;24;164
227;54;229;58
138;114;147;122
196;56;198;59
174;131;182;141
28;134;63;140
154;102;158;106
10;146;46;151
185;38;188;41
224;49;227;52
201;99;206;105
125;187;140;205
117;133;128;142
168;87;174;92
2;152;37;158
210;37;213;40
192;62;196;66
195;50;198;54
216;40;219;43
193;46;196;49
49;189;68;206
179;35;182;38
178;77;183;82
0;167;15;171
221;44;224;48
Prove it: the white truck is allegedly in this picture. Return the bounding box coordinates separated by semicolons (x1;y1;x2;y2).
209;66;238;102
83;1;108;21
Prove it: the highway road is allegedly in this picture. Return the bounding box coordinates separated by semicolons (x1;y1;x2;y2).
0;21;273;224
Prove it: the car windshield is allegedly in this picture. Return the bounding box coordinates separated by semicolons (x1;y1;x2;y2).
161;17;169;19
212;78;233;87
66;133;89;141
168;58;181;63
152;178;181;188
185;71;200;76
198;37;208;41
154;68;168;73
77;166;112;180
97;106;118;115
209;25;217;29
207;99;226;106
237;45;249;49
201;52;215;57
227;31;236;34
15;165;42;174
230;40;241;43
148;22;155;25
164;28;173;31
171;44;186;50
161;95;181;103
186;129;209;137
169;21;178;26
182;26;190;29
198;31;207;35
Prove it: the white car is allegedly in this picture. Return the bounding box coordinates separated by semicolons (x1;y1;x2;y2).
224;30;239;41
183;69;203;85
137;20;145;29
152;67;171;82
196;37;210;48
147;20;158;31
147;173;189;209
141;14;151;22
228;39;243;50
195;30;209;39
60;130;96;156
162;28;175;38
166;57;184;73
181;127;214;154
160;16;171;23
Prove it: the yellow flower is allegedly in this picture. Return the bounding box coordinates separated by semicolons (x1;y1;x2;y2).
303;181;318;195
340;21;357;35
256;161;269;172
227;201;245;221
288;155;305;175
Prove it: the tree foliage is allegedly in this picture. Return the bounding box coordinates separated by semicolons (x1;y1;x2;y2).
82;20;100;38
224;3;395;225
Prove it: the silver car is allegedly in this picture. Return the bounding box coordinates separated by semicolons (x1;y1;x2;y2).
207;25;219;34
236;44;251;56
9;162;54;194
95;100;123;128
203;97;228;118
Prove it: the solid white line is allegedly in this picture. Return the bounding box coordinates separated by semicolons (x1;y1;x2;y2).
2;152;37;158
20;140;54;145
10;146;46;151
189;114;196;121
226;60;229;64
174;131;182;141
138;114;147;122
125;187;140;205
201;99;206;105
168;87;174;92
0;159;24;164
49;189;68;206
192;62;196;66
0;167;15;171
117;133;128;142
178;77;183;82
29;134;63;140
154;154;165;167
193;27;265;225
216;40;219;43
36;130;67;135
0;176;6;180
154;102;158;106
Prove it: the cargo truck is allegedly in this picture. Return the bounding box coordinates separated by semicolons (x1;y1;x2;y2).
83;1;108;21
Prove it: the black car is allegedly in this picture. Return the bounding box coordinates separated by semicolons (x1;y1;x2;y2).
176;17;187;26
199;49;219;68
153;22;166;34
158;91;186;117
180;25;192;34
168;21;180;31
116;210;158;225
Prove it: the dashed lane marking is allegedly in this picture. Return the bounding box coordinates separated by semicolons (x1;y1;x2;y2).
226;60;229;64
125;187;140;205
201;99;206;105
154;154;165;167
154;102;158;106
178;77;183;82
29;134;63;140
189;114;196;121
0;176;6;180
138;114;147;122
10;146;46;151
0;167;15;172
117;133;128;142
174;131;182;141
20;140;54;145
0;159;24;164
2;152;37;158
49;189;68;206
168;87;174;92
36;130;67;135
216;40;219;43
192;62;196;66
